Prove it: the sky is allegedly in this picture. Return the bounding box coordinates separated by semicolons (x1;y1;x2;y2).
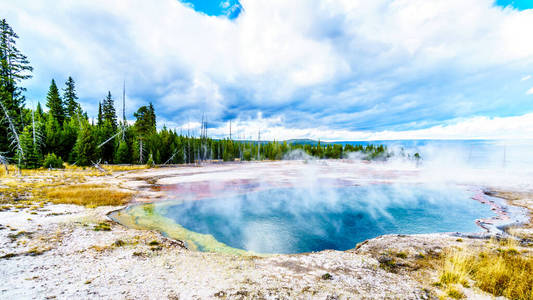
1;0;533;141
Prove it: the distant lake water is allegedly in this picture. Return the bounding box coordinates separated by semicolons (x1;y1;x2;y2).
332;139;533;169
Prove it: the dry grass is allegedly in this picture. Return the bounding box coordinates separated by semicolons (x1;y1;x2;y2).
101;165;149;172
439;250;472;287
438;239;533;300
0;164;136;207
42;184;132;207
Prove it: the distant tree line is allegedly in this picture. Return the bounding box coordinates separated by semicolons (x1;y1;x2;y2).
0;18;391;169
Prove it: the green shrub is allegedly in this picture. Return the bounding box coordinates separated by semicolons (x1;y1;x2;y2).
243;150;252;161
42;153;64;169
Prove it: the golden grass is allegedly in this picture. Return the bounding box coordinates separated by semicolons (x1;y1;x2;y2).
438;240;533;300
439;250;472;287
42;184;132;207
101;165;149;172
0;164;137;207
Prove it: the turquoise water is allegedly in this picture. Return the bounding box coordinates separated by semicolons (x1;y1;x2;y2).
160;184;495;254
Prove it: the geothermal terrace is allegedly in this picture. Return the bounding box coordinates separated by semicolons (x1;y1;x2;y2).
1;160;532;299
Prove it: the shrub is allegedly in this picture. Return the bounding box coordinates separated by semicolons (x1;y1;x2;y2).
43;153;64;169
243;150;252;161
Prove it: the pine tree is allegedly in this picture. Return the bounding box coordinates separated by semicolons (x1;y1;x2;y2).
74;122;99;166
98;119;115;163
97;102;103;126
102;91;117;131
148;102;156;129
133;104;156;138
0;19;33;154
63;76;80;119
18;125;41;169
35;101;43;119
45;79;65;124
114;140;129;164
60;117;79;163
44;112;61;155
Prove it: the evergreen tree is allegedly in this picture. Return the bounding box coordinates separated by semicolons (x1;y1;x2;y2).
35;101;43;119
63;76;80;119
0;19;33;154
97;102;103;126
133;104;156;138
102;91;117;131
148;102;156;129
45;79;65;124
44;113;61;156
114;140;129;164
98;119;115;163
74;122;99;166
18;125;41;169
60;117;79;163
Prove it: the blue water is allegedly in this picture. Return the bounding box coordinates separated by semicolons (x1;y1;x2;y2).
161;184;495;254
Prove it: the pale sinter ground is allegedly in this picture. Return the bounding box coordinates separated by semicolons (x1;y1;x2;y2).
1;160;532;299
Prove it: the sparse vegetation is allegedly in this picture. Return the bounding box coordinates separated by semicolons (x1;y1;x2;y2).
0;253;18;259
7;230;33;242
446;286;465;299
395;251;408;259
113;239;126;247
437;240;533;300
26;246;48;256
93;222;111;231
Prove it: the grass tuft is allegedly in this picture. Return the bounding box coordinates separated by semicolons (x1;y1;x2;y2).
93;222;111;231
113;240;126;247
438;242;533;300
446;286;465;299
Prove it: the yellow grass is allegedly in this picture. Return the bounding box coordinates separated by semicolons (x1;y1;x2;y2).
101;165;149;172
42;184;132;207
438;240;533;300
0;165;136;207
439;250;472;287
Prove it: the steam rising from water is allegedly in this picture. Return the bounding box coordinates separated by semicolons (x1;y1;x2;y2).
159;184;494;253
118;140;533;254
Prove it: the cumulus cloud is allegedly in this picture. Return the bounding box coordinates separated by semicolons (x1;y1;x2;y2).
1;0;533;139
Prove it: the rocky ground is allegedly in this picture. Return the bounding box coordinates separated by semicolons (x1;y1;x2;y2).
0;161;532;299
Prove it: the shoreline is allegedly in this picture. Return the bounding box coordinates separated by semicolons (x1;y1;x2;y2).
110;183;527;256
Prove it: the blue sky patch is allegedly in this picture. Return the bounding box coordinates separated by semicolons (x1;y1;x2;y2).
180;0;242;19
494;0;533;10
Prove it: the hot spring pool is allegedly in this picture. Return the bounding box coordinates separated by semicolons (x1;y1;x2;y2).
116;184;496;254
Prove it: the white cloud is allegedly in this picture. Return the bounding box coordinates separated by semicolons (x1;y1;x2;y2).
527;87;533;95
1;0;533;138
195;113;533;141
522;75;531;81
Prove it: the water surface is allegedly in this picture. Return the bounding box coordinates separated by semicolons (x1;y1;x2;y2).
159;184;494;254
